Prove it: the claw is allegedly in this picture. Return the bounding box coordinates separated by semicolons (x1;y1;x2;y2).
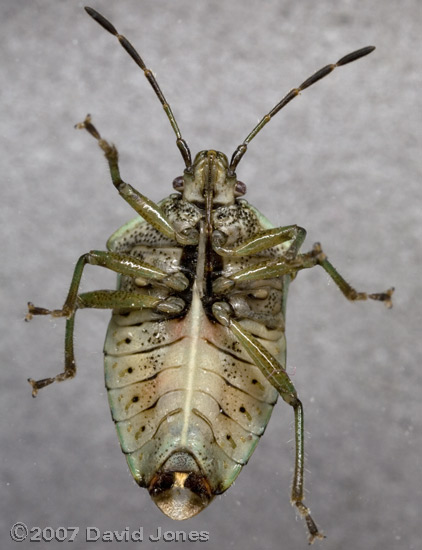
369;286;394;309
26;302;51;321
27;377;54;397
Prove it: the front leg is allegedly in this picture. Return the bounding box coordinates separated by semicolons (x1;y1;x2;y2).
76;115;197;245
212;224;306;259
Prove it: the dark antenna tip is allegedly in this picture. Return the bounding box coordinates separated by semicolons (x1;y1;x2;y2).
84;6;97;18
337;45;375;66
84;6;119;36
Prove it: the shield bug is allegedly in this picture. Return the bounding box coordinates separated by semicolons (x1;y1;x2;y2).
27;6;394;543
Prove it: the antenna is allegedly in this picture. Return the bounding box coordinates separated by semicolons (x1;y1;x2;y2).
84;7;192;169
229;46;375;174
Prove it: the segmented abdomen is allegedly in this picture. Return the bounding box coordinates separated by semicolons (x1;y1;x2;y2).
104;196;286;493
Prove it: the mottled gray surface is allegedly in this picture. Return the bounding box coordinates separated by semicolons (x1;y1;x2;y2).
1;1;420;549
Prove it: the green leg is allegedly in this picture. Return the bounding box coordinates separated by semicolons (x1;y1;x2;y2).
212;302;324;544
77;289;184;314
211;224;306;295
28;289;184;397
314;243;394;307
76;115;197;245
212;245;319;294
28;315;77;397
27;250;187;396
215;242;394;308
212;224;306;258
27;250;188;321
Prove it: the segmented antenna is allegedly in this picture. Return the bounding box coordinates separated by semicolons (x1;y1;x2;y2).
84;6;192;169
85;7;375;177
229;46;375;174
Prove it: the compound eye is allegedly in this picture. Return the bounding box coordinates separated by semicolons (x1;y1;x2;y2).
235;180;247;197
172;176;184;192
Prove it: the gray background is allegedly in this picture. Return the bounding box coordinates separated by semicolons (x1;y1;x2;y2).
1;0;420;549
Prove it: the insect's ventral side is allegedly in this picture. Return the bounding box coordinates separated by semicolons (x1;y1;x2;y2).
26;6;394;544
